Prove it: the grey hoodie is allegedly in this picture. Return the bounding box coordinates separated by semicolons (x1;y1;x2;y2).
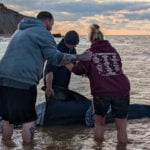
0;17;63;87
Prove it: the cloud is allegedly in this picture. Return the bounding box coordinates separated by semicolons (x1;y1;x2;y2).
4;1;150;16
3;0;150;21
2;0;150;35
124;11;150;20
36;1;150;24
38;1;150;18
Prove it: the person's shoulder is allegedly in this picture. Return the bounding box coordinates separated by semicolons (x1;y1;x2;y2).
58;38;65;45
71;48;77;54
35;29;54;41
57;39;66;51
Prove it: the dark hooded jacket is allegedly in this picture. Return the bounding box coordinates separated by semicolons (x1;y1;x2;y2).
44;38;76;88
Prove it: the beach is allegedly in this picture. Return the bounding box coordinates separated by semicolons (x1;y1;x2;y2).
0;35;150;150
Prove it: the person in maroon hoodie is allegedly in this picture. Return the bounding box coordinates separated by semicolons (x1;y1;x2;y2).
65;24;130;144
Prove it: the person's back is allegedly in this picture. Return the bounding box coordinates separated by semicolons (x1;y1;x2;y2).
77;40;130;97
0;17;62;86
70;25;130;97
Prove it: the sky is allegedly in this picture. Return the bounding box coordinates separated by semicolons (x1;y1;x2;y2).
1;0;150;35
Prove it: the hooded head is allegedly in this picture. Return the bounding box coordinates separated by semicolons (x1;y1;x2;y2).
64;30;79;46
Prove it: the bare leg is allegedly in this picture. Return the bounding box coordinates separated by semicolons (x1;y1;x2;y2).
115;118;128;144
2;120;14;141
22;122;35;144
94;115;105;143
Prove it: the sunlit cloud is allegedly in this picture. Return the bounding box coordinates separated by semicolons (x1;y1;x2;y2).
60;11;71;15
2;0;150;35
21;10;38;17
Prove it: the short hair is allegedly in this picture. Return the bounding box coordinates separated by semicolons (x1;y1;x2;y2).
36;11;53;20
64;30;79;45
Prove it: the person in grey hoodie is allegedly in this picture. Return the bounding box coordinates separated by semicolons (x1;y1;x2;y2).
0;11;91;144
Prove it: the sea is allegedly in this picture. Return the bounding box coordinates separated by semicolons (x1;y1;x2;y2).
0;35;150;150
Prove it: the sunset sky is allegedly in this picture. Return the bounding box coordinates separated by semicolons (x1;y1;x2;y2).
2;0;150;35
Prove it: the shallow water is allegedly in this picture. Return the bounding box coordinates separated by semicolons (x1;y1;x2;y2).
0;35;150;150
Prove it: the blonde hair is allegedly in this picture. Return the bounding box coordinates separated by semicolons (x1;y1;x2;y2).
88;24;104;42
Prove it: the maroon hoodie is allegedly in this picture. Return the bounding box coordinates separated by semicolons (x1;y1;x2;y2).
72;40;130;96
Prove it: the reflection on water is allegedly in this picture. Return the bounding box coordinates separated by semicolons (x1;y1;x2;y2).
0;35;150;150
0;118;149;150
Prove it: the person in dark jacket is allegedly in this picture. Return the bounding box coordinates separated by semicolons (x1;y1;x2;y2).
42;31;90;126
44;30;79;97
65;24;130;144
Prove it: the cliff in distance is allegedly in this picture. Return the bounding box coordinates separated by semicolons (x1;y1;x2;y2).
0;3;25;34
0;3;62;37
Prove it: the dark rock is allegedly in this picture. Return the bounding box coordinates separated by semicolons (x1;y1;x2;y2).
53;33;62;38
0;3;63;37
0;3;25;34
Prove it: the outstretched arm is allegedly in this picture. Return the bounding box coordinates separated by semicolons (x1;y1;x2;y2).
66;63;88;78
39;31;92;66
59;51;92;66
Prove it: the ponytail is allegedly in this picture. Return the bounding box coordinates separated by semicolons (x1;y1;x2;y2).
88;24;104;42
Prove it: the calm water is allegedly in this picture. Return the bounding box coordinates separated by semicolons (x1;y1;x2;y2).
0;35;150;150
